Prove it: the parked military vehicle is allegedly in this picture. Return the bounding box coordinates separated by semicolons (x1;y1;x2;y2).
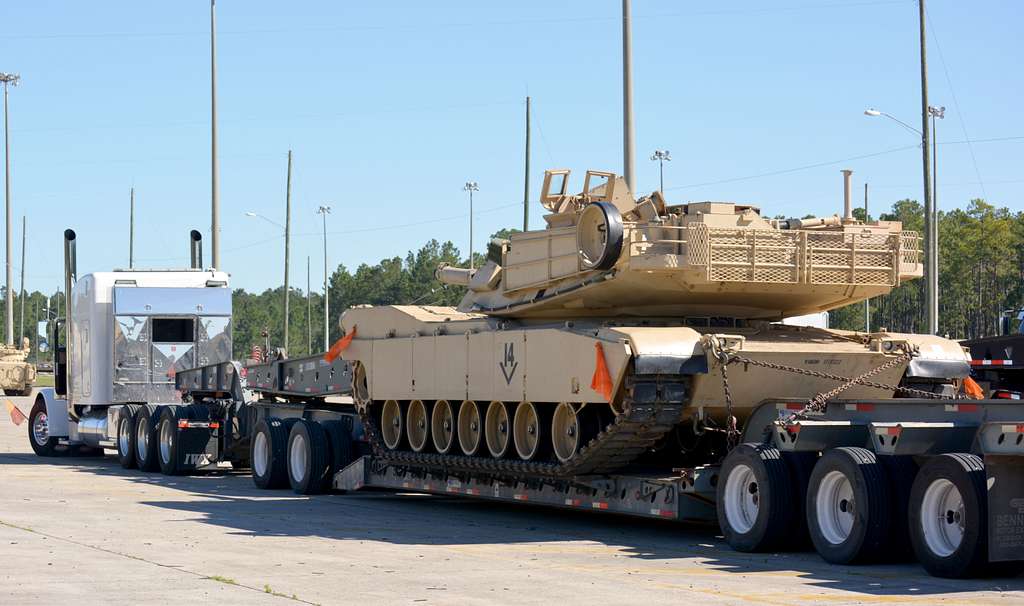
0;338;36;396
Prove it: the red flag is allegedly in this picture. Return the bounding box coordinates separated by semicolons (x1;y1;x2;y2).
324;325;358;363
963;376;984;400
5;400;27;426
590;342;614;402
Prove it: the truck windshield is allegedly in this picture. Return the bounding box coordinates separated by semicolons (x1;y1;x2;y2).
152;318;195;343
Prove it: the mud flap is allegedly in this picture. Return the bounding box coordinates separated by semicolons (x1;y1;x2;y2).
985;455;1024;562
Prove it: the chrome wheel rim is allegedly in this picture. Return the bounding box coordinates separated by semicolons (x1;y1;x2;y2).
816;470;855;545
32;411;50;446
158;418;174;465
290;433;308;483
118;416;131;455
253;431;269;478
921;478;965;557
723;463;759;534
135;416;149;461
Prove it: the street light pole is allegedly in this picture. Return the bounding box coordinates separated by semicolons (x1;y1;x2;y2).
463;182;478;270
317;205;331;351
650;150;671;193
523;96;530;232
864;183;870;333
1;72;19;346
621;0;636;193
19;215;25;344
210;0;220;269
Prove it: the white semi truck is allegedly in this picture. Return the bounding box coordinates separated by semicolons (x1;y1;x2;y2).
27;230;234;469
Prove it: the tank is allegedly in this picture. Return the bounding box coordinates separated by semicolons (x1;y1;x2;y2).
0;337;36;397
339;169;970;476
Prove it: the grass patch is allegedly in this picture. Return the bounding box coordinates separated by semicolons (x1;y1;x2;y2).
34;374;54;387
207;575;238;585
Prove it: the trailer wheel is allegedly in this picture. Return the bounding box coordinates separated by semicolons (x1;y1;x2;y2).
116;405;140;469
287;419;331;495
807;447;891;564
908;454;989;578
717;443;796;552
880;455;920;561
782;451;818;549
28;397;58;457
323;420;354;475
251;417;297;490
157;407;184;476
134;405;164;472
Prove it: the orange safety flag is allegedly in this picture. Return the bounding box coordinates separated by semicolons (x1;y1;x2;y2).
324;325;358;363
963;376;984;400
590;342;614;402
5;400;27;426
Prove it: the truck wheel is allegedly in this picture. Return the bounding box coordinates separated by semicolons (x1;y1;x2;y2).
157;407;184;476
28;397;58;457
807;447;891;564
782;451;818;550
880;455;919;561
134;405;164;472
287;419;331;495
116;406;140;469
323;420;354;475
251;417;297;490
908;454;988;578
717;442;796;552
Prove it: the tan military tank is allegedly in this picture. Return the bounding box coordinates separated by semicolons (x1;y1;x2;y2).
339;169;969;476
0;337;36;396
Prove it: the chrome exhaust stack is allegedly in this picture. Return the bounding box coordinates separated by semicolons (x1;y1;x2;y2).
63;229;77;314
190;230;203;269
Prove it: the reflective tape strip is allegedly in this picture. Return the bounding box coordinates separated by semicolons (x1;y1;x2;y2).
513;494;529;501
845;403;875;412
651;508;676;518
564;498;582;507
777;403;804;411
970;359;1013;366
944;404;979;413
999;424;1024;434
591;502;609;510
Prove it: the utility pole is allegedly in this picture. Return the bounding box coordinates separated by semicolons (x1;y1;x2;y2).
210;0;220;269
864;183;870;333
129;187;135;268
918;0;936;335
317;205;331;351
1;72;19;346
621;0;636;193
463;182;478;269
523;96;531;231
306;256;312;355
18;215;24;344
283;150;292;353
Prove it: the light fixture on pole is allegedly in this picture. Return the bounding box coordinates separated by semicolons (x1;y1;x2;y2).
1;72;20;347
864;106;938;334
463;181;479;270
650;150;671;193
316;205;331;352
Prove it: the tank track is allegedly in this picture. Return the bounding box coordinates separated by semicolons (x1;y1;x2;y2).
356;375;689;478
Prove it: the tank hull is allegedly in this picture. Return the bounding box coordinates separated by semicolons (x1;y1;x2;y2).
341;305;970;475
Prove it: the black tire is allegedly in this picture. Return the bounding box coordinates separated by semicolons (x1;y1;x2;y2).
287;419;331;495
806;447;891;564
717;442;797;552
251;417;297;490
880;455;920;562
116;405;140;469
134;405;164;472
323;420;354;475
782;450;818;550
908;454;989;578
157;407;184;476
27;397;58;457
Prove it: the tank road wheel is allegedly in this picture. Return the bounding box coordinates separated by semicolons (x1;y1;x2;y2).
908;454;989;578
380;400;405;451
115;405;140;468
806;447;891;565
457;400;484;456
251;417;298;490
406;400;431;453
551;403;582;463
28;398;58;457
513;402;550;461
431;400;457;454
716;443;797;552
287;419;331;495
134;405;164;472
485;401;514;458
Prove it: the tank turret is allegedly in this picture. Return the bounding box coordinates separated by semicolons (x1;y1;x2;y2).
438;169;921;320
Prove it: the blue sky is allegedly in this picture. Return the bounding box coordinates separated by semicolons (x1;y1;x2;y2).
1;0;1021;295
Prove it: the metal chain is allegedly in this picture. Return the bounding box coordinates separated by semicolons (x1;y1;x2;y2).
716;351;741;450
